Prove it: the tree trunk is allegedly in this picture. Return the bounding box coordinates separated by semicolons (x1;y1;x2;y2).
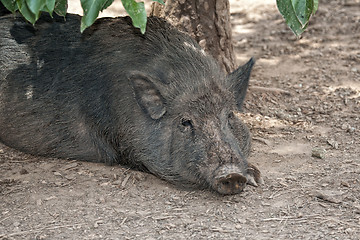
150;0;236;73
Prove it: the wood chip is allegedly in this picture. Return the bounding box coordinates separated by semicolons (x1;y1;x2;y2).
121;175;131;188
313;190;342;204
61;162;79;171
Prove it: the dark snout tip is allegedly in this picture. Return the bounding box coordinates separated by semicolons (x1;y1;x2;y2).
214;173;247;195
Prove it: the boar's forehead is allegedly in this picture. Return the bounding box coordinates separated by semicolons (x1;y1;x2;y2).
175;83;235;117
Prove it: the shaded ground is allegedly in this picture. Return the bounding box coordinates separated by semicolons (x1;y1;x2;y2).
1;0;359;239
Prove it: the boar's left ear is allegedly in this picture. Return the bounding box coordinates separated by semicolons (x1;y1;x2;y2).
128;72;167;120
227;58;255;110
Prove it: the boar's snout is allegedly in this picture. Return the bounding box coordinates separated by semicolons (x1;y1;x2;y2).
212;164;248;194
214;173;247;195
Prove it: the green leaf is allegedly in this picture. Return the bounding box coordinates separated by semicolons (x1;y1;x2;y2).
102;0;114;10
292;0;312;26
152;0;164;4
54;0;67;17
80;0;114;32
313;0;318;14
26;0;46;15
121;0;146;34
42;0;55;15
1;0;18;13
16;0;37;24
277;0;304;36
277;0;318;37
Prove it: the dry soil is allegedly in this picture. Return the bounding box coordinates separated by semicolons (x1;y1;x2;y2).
1;0;359;239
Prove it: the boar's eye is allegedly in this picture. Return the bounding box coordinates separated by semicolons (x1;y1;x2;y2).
180;118;193;132
228;111;235;119
181;118;193;127
228;111;236;129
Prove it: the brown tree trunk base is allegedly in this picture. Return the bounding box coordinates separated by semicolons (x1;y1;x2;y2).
150;0;237;73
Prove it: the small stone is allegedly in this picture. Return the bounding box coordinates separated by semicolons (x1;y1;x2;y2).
64;174;76;180
354;204;360;214
235;224;242;229
327;140;339;149
312;148;326;159
347;127;355;133
351;67;358;72
20;168;29;175
237;218;247;224
312;190;343;204
35;234;47;240
341;181;350;187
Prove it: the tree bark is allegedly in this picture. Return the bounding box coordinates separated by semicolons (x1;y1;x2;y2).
150;0;236;73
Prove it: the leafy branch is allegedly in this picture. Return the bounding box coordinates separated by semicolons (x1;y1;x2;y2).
0;0;164;33
276;0;318;37
1;0;318;36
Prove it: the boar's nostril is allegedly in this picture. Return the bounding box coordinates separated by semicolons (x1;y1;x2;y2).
215;173;247;195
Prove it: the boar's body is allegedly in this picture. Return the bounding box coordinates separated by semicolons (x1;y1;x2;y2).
0;13;262;194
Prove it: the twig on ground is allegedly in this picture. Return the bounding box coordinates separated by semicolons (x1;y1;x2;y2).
249;86;292;95
120;217;128;225
262;214;320;222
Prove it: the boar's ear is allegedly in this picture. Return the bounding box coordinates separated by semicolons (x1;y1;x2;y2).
128;72;167;120
227;58;255;110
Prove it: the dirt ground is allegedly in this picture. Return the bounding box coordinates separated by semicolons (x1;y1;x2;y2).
1;0;359;239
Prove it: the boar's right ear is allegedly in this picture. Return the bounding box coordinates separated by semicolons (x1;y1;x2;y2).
227;58;255;110
128;72;167;120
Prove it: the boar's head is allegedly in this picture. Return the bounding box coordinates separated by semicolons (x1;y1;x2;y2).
128;58;262;195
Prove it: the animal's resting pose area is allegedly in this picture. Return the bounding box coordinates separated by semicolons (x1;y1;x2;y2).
0;11;262;195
